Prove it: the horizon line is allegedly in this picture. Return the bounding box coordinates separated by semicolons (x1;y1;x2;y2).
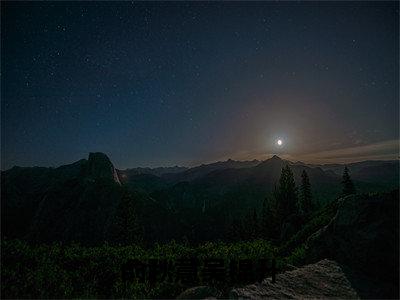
2;153;399;172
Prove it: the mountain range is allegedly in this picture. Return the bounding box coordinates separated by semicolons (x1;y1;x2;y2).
1;152;398;245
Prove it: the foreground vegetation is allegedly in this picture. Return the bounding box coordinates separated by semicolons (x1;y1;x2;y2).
3;189;395;299
1;199;338;299
1;239;283;299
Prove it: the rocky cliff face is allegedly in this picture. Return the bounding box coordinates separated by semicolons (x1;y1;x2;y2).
84;152;121;184
230;259;359;299
177;260;361;299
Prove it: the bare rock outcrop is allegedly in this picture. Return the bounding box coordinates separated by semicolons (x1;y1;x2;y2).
230;259;359;299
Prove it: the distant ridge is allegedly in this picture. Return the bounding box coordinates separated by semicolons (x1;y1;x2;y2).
3;153;398;192
161;158;261;182
2;152;398;245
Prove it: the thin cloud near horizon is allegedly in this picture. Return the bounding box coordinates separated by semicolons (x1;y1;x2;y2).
219;139;399;166
295;139;399;164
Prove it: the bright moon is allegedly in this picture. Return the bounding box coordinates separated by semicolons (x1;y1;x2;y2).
277;139;283;146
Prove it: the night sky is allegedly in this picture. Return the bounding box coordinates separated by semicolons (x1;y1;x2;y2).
2;2;399;169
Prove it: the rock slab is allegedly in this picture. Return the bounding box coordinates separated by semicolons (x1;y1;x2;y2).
230;259;359;299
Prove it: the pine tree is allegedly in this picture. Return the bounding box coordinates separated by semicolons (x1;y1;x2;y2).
229;218;244;241
109;189;143;245
261;198;269;236
251;208;259;239
261;197;278;239
275;165;298;225
242;209;259;240
300;170;312;215
342;166;356;196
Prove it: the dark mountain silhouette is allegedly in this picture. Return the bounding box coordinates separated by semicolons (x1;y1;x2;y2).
1;153;398;244
198;156;338;198
314;160;399;186
117;166;187;181
161;158;261;183
125;156;397;200
2;153;124;243
119;173;169;193
152;155;340;214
